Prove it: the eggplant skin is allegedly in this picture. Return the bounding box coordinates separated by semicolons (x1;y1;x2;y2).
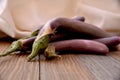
50;39;109;55
94;36;120;47
50;17;113;38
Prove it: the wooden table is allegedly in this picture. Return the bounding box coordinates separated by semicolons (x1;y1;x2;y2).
0;40;120;80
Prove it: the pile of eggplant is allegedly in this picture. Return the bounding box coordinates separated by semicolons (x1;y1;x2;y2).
1;16;120;61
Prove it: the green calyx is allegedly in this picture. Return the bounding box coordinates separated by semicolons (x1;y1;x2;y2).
27;35;51;61
0;40;22;57
44;45;61;60
30;30;39;37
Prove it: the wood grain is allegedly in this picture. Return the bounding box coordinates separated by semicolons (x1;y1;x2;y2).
79;54;120;80
40;54;96;80
109;50;120;62
0;40;120;80
0;41;39;80
108;45;120;61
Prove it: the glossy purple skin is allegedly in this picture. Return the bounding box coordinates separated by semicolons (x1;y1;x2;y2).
33;16;86;34
94;36;120;47
22;36;36;50
50;17;113;38
50;39;109;55
21;17;119;53
51;33;120;48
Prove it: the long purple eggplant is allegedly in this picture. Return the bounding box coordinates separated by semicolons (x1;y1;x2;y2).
94;36;120;47
50;39;109;55
27;16;88;61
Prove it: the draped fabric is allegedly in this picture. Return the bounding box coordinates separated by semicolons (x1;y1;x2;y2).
0;0;120;39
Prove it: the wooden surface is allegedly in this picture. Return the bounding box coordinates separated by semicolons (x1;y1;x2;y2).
0;40;120;80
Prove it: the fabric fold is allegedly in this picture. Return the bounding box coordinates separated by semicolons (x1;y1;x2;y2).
0;0;120;39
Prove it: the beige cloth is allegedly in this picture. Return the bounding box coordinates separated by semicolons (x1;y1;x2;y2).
0;0;120;39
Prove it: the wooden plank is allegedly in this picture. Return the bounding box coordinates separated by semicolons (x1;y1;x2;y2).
109;51;120;61
0;40;120;80
0;41;39;80
108;45;120;61
79;54;120;80
40;54;96;80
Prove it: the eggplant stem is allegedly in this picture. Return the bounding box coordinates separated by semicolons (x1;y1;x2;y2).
0;40;22;57
44;44;61;60
27;35;51;61
30;29;40;37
